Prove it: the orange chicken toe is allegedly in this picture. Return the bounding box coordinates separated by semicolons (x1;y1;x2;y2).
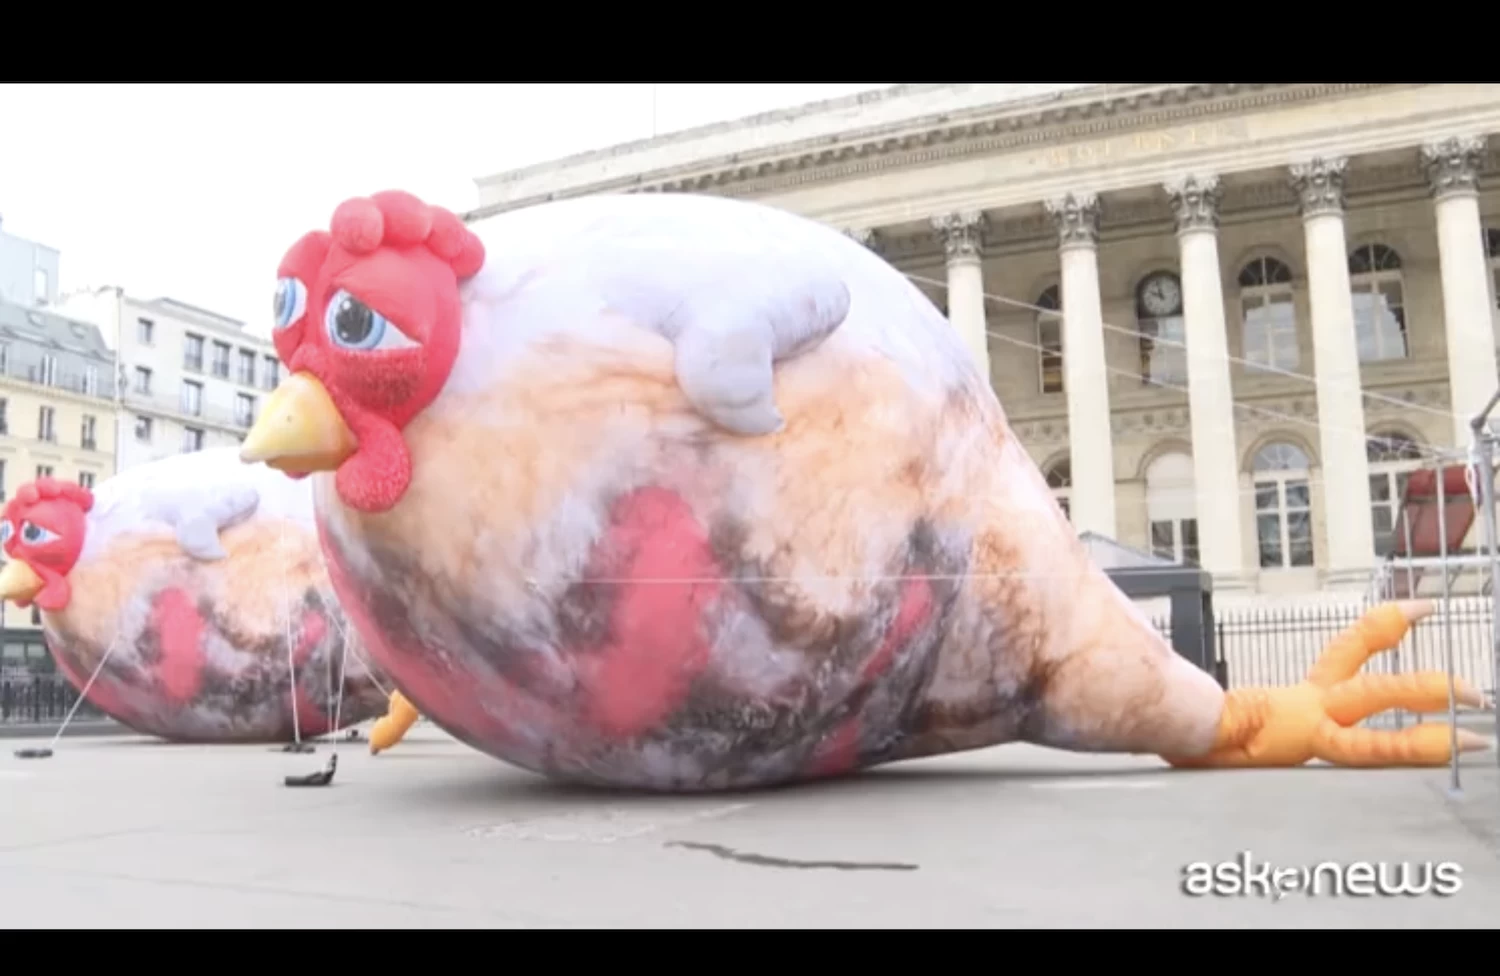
1307;600;1433;689
1324;671;1486;726
1312;720;1491;767
370;690;420;754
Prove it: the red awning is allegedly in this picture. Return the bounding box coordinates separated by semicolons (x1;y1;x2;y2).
1391;463;1484;557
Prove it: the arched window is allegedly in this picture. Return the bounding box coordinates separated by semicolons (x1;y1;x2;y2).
1348;243;1407;362
1036;284;1063;394
1146;451;1198;565
1136;270;1186;386
1238;256;1297;372
1367;431;1425;557
1045;457;1072;520
1252;441;1314;569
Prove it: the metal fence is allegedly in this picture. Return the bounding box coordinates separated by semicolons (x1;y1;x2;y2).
1154;596;1497;708
0;674;104;725
2;602;1495;728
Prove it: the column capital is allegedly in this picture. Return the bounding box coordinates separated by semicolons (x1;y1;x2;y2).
1421;135;1488;200
842;226;881;252
1044;191;1101;249
931;211;986;261
1163;174;1222;234
1288;156;1348;218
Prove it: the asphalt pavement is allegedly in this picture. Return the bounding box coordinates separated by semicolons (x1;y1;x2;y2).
2;724;1499;927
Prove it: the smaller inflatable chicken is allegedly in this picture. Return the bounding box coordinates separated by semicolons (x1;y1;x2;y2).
0;448;390;742
242;189;1492;790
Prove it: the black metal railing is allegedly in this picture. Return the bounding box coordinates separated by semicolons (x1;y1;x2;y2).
124;388;245;429
1154;597;1497;701
0;674;105;725
8;362;115;399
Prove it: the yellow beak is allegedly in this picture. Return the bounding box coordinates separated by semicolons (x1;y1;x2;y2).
239;372;358;474
0;559;44;605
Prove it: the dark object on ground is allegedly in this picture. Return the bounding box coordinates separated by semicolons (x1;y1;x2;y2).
279;741;316;754
284;753;337;788
13;747;52;759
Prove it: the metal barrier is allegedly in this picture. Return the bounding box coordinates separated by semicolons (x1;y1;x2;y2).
0;674;104;725
1153;598;1496;701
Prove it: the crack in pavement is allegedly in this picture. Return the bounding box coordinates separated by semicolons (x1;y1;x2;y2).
664;841;918;872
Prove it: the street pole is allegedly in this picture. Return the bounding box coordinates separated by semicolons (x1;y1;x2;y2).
1468;388;1500;781
1437;459;1458;793
1479;435;1500;777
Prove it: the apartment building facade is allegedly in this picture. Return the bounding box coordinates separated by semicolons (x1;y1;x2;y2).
52;288;279;470
0;300;118;665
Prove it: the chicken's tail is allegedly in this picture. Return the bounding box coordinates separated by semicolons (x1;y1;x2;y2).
954;435;1229;759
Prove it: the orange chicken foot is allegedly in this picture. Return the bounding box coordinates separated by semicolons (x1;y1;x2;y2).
1162;600;1493;769
369;689;420;755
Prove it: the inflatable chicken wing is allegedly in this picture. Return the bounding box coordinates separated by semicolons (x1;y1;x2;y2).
0;449;390;742
241;189;1490;789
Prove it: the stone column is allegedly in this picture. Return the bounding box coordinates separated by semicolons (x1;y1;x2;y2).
842;227;880;252
1422;135;1497;446
1289;156;1376;580
1044;191;1117;538
931;211;991;378
1164;174;1245;580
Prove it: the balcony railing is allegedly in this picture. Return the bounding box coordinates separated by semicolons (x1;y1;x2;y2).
0;361;116;400
124;389;249;429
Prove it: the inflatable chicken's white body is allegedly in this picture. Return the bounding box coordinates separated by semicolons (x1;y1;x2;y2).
84;446;309;561
244;190;1486;789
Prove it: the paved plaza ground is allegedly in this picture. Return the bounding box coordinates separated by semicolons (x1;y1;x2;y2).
2;724;1499;927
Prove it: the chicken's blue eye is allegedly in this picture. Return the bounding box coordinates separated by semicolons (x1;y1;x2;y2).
19;522;56;545
0;523;11;546
274;277;307;331
324;290;417;352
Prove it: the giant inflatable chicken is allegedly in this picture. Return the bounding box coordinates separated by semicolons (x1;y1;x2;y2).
240;189;1491;790
0;449;390;742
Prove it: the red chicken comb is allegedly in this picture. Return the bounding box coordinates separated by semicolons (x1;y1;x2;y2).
329;191;485;280
12;478;95;514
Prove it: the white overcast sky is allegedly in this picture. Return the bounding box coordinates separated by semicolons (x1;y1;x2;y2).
0;84;890;335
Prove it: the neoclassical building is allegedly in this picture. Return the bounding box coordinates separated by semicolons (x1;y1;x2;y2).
468;83;1500;601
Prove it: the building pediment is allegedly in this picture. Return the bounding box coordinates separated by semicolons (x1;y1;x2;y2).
468;83;1391;219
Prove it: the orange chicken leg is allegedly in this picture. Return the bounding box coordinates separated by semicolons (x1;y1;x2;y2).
369;689;420;755
1162;600;1492;769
